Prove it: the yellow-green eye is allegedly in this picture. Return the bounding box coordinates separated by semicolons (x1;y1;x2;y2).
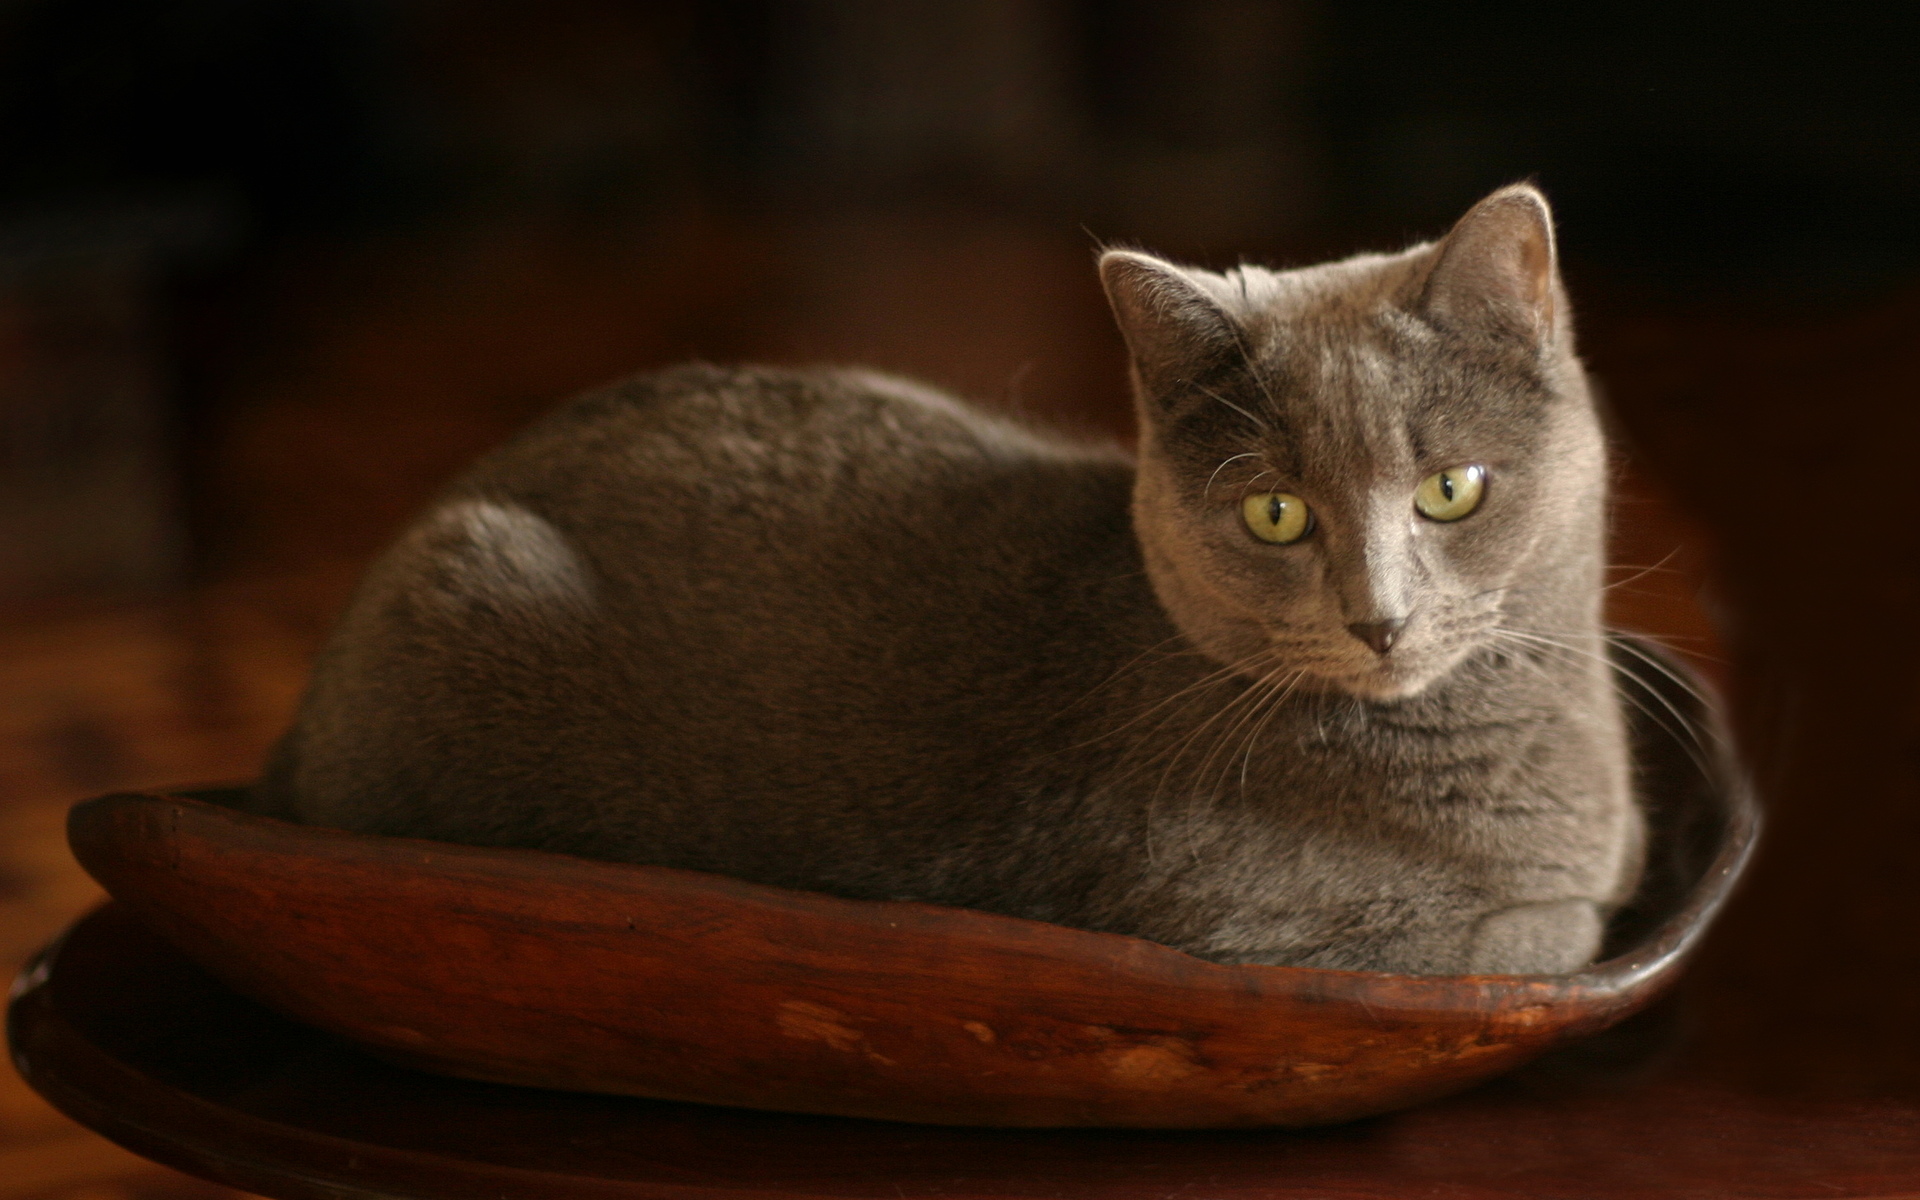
1415;465;1487;522
1241;492;1312;544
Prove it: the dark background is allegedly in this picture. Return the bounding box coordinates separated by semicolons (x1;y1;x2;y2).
0;5;1917;1188
5;0;1918;592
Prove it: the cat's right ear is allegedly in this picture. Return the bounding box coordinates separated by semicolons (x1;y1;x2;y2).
1099;250;1240;399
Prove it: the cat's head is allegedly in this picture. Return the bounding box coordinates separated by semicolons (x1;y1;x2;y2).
1101;185;1606;701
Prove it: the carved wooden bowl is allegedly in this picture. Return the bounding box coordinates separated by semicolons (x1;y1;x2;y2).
67;641;1754;1129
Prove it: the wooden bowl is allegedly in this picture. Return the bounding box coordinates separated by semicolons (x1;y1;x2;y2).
66;641;1755;1129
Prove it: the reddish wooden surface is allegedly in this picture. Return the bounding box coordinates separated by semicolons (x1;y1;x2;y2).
13;903;1920;1200
58;649;1750;1130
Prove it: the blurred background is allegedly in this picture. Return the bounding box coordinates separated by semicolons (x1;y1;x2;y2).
2;3;1917;1196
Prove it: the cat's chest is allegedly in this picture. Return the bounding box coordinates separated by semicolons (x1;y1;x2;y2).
1142;671;1621;828
1124;692;1636;914
1262;707;1555;802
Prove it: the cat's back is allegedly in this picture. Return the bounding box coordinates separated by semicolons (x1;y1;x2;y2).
485;363;1127;588
463;364;1139;664
267;364;1150;869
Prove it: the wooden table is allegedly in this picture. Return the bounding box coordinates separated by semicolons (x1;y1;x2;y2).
12;903;1920;1200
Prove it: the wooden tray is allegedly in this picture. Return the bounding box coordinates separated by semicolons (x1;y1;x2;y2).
65;643;1755;1128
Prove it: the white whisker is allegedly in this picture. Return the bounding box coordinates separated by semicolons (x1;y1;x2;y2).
1602;547;1684;592
1239;670;1307;791
1238;470;1277;501
1491;628;1717;778
1205;452;1263;495
1189;381;1268;433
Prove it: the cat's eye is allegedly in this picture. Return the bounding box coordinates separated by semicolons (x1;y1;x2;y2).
1241;492;1312;544
1414;465;1486;522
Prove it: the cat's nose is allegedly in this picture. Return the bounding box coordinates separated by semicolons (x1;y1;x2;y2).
1347;618;1408;655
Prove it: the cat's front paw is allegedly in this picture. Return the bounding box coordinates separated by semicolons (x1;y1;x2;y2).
1465;899;1604;974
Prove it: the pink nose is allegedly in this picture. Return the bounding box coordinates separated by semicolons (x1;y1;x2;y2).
1347;618;1407;655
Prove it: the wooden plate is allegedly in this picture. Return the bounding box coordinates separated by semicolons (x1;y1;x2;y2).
65;640;1755;1128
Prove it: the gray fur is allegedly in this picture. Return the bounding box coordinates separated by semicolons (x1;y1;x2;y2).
263;185;1642;974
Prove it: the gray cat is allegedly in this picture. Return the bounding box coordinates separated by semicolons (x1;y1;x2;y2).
261;184;1643;975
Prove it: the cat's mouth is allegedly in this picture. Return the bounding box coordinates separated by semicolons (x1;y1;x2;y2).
1310;635;1467;702
1331;661;1441;702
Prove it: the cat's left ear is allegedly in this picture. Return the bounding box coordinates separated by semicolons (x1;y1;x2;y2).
1418;184;1560;345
